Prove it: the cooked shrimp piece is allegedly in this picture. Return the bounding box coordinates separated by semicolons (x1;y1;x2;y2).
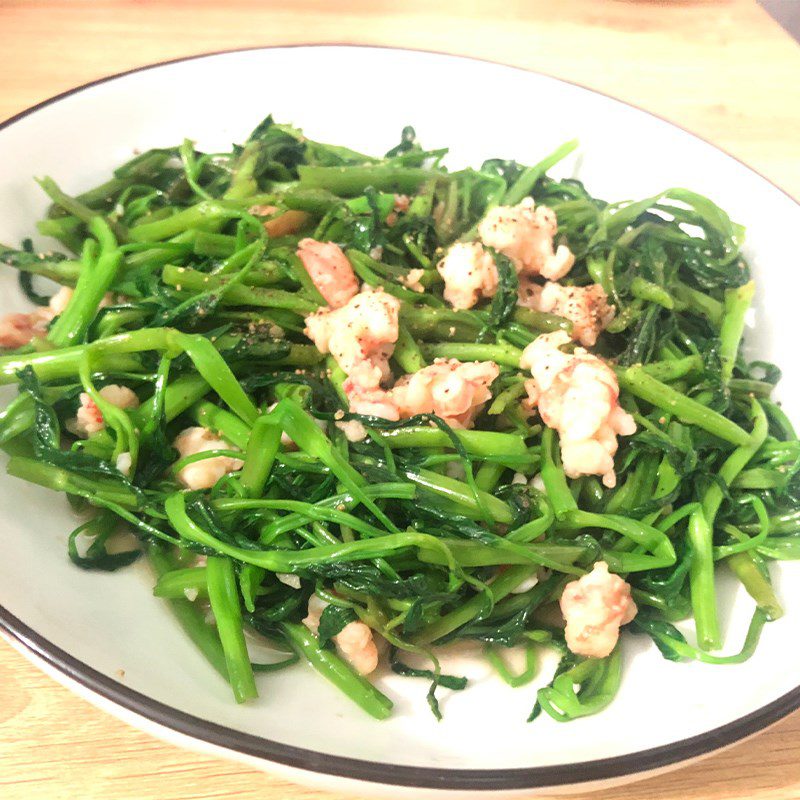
519;280;615;347
521;331;635;487
386;195;412;227
0;286;73;349
344;384;402;421
303;594;379;676
247;204;279;217
339;359;498;440
335;419;367;443
391;359;500;428
546;362;615;442
337;382;401;442
50;286;115;314
304;287;400;388
520;331;575;393
296;238;360;309
559;439;615;483
173;426;243;490
398;268;425;293
69;384;140;438
93;384;140;410
478;197;574;281
277;573;301;590
560;561;637;658
334;617;380;675
47;286;75;315
115;451;133;477
0;312;47;348
263;209;310;238
436;242;498;310
0;286;116;350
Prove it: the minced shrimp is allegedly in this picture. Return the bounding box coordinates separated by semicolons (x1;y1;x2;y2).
341;358;499;442
478;197;574;281
560;561;637;658
247;204;279;217
0;312;50;349
393;195;411;213
391;359;500;428
304;287;400;390
303;594;379;676
436;241;498;310
264;209;310;237
173;427;243;491
296;238;359;309
69;384;140;438
0;286;72;348
519;280;615;347
521;331;636;487
398;268;425;293
385;193;411;227
0;287;114;349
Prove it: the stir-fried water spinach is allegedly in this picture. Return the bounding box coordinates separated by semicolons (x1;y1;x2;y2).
0;117;797;723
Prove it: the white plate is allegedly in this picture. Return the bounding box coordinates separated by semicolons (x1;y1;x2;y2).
1;46;799;799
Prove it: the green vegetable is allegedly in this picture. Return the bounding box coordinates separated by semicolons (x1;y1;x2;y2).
206;556;258;703
0;117;793;727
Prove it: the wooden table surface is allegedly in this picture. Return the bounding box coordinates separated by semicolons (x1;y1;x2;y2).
1;1;799;798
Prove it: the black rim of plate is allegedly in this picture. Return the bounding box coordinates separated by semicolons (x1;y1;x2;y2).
1;44;799;792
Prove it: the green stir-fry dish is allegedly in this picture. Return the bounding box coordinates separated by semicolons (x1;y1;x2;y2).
0;118;796;724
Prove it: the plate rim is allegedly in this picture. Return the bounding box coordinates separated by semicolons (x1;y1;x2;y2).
1;43;799;791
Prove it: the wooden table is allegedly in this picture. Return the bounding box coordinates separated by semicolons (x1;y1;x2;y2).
1;1;799;798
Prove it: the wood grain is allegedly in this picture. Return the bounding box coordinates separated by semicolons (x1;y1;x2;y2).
1;1;800;798
2;637;800;799
1;0;799;199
